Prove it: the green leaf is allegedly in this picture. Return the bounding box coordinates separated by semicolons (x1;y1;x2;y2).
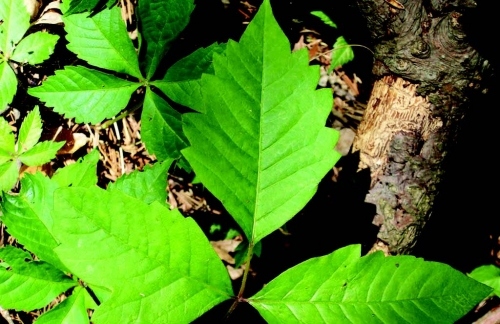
469;265;500;297
249;244;491;323
65;0;102;15
330;36;354;72
0;117;15;161
63;6;142;79
52;149;99;187
0;60;17;111
52;187;233;323
107;159;172;204
35;286;90;324
0;159;17;192
0;0;30;55
0;173;66;270
28;66;141;124
10;32;59;65
19;140;65;166
310;11;337;28
137;0;195;79
17;106;43;154
181;0;341;243
0;245;76;311
141;88;188;160
153;42;226;113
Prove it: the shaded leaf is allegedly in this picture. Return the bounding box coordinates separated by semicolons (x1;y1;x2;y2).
137;0;195;79
182;0;340;243
65;0;101;15
0;61;17;111
10;32;59;65
141;88;188;160
63;6;142;79
330;36;354;72
469;265;500;297
28;66;141;124
0;159;17;192
52;149;99;187
153;42;226;113
0;173;66;270
17;105;42;154
0;245;76;311
52;187;233;323
107;159;172;204
35;286;90;324
0;0;30;55
19;140;65;166
249;244;491;324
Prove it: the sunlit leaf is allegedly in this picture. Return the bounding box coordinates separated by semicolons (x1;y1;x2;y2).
469;265;500;297
0;0;30;55
0;117;15;163
19;140;65;167
182;0;340;243
52;149;99;188
0;61;17;111
330;36;354;72
17;105;43;154
10;32;59;65
0;159;17;192
250;244;492;323
35;286;90;324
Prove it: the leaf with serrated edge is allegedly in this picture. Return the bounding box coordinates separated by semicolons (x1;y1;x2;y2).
107;159;172;204
469;265;500;297
182;0;340;243
52;149;99;187
19;140;65;166
10;32;59;65
141;88;188;161
0;117;15;160
249;244;491;324
152;42;226;113
330;36;354;72
138;0;195;79
63;6;142;79
52;187;233;323
310;11;337;28
0;246;76;311
0;173;67;270
35;286;90;324
0;0;30;55
64;0;101;15
0;61;17;111
17;106;43;153
0;160;17;192
28;66;141;124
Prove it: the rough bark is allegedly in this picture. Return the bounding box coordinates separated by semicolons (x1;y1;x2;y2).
352;0;491;254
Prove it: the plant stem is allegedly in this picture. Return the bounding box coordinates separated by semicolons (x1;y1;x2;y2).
100;99;143;129
225;241;255;319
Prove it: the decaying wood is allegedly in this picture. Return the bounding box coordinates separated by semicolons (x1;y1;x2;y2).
353;0;491;254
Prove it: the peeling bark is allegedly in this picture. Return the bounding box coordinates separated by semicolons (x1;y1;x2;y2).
352;0;491;254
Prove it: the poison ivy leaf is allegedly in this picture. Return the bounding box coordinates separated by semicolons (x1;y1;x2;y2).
52;149;99;187
141;88;188;160
153;43;226;113
137;0;195;79
0;117;15;163
17;106;43;153
28;66;141;124
0;0;30;55
0;160;17;192
249;244;491;324
0;60;17;111
10;32;59;65
63;6;142;79
107;159;172;204
0;245;76;311
65;0;102;15
52;187;233;323
310;11;337;28
330;36;354;72
0;173;66;270
182;0;341;243
19;140;65;166
35;286;90;324
469;265;500;297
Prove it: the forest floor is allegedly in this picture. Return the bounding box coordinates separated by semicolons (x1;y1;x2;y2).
1;0;500;323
